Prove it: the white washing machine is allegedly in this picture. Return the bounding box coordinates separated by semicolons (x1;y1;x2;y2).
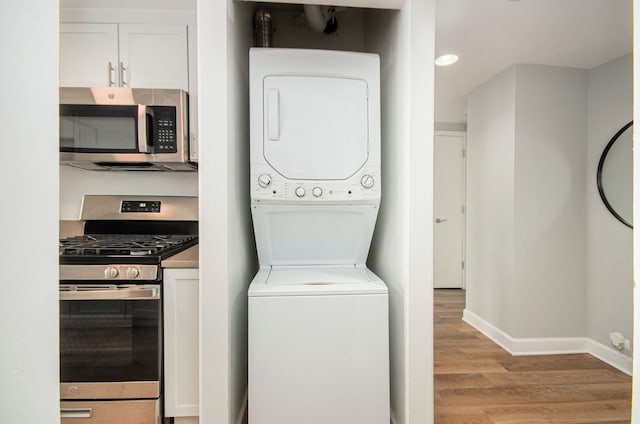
248;48;389;424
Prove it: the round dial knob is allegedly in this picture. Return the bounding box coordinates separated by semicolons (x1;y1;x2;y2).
360;174;375;189
126;267;140;279
104;266;119;279
295;187;306;198
257;174;272;188
312;187;323;197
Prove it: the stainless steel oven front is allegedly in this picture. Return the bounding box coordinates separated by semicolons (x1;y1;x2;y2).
59;265;162;424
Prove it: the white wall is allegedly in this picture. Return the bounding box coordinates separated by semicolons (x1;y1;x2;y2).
466;64;589;340
632;1;639;419
197;0;229;422
465;67;517;334
513;64;588;338
367;0;435;422
60;167;198;218
198;1;256;423
587;54;633;354
0;1;60;423
226;1;256;422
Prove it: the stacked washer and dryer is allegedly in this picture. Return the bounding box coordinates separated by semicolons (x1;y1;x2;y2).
248;48;390;424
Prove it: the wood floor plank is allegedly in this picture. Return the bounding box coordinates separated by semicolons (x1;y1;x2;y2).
484;399;631;424
433;289;631;424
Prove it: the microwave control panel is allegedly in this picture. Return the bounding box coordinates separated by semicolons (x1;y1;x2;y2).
150;106;177;153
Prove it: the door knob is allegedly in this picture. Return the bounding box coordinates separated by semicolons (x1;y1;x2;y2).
435;218;448;223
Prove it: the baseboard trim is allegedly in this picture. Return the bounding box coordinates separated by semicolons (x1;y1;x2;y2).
586;338;633;376
462;308;632;376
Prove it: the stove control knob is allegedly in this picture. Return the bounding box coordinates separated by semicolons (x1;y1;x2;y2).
104;266;119;279
126;267;140;279
312;187;323;197
257;174;272;188
360;174;375;189
295;186;306;198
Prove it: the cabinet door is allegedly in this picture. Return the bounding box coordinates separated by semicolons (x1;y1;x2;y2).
119;24;189;90
60;23;119;87
163;269;199;418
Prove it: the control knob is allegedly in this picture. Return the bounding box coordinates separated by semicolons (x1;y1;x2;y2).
126;267;140;279
295;187;306;198
104;266;119;279
360;174;375;189
257;174;272;188
312;187;323;198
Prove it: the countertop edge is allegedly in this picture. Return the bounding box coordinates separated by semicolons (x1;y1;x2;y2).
162;245;199;269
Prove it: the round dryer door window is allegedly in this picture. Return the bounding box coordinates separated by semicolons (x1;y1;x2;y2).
263;76;369;180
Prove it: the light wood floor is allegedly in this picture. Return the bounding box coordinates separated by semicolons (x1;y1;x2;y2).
434;289;632;424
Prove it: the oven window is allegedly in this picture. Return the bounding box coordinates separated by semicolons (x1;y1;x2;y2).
60;299;161;383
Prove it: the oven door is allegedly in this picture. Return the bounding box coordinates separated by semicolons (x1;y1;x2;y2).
59;284;162;400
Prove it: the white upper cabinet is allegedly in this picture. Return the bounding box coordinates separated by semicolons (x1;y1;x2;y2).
60;23;119;87
60;23;189;91
118;24;188;90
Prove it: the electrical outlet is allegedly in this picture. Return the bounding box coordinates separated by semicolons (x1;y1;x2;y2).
610;331;625;349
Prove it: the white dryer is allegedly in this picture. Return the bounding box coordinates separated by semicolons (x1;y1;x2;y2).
248;48;389;424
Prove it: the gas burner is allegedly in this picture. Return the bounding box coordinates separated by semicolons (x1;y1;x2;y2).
59;195;198;265
60;234;197;256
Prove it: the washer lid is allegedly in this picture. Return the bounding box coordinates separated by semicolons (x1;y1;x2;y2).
268;265;369;285
249;265;388;296
263;76;369;180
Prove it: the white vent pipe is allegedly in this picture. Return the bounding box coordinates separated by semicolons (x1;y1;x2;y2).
304;4;327;32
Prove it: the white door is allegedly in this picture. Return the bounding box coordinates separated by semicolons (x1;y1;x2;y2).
434;131;466;288
262;76;369;180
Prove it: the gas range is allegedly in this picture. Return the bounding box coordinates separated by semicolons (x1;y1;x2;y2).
59;195;198;424
59;195;198;275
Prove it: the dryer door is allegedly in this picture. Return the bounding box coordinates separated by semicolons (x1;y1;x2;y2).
263;76;369;180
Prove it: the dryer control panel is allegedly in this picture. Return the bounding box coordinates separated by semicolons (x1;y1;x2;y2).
251;165;380;203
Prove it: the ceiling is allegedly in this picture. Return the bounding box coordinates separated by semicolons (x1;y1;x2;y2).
435;0;633;124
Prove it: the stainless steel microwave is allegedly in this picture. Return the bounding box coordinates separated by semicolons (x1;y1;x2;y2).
60;87;196;171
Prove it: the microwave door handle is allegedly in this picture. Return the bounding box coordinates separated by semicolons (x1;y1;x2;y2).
138;104;149;153
59;286;160;301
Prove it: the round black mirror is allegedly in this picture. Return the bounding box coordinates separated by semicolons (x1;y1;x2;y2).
597;121;633;228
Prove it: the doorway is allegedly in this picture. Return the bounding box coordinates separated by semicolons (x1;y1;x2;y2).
433;130;466;289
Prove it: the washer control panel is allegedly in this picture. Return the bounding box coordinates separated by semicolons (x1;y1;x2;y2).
251;166;380;202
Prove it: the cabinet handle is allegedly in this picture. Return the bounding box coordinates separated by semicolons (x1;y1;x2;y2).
108;62;116;87
119;62;128;87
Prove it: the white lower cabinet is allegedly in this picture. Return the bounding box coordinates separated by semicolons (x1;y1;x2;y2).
163;268;199;422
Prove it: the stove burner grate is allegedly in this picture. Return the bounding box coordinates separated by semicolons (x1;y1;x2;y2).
59;234;198;257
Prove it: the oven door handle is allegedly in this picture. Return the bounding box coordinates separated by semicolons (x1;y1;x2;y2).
59;285;160;301
61;408;93;419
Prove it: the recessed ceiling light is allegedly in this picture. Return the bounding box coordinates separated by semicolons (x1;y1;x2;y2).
435;54;459;67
